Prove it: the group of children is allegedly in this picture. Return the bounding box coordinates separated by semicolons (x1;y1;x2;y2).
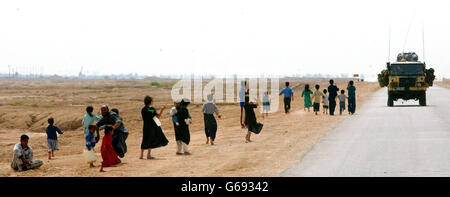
302;80;356;115
82;106;122;172
42;106;123;172
269;80;357;116
308;85;349;115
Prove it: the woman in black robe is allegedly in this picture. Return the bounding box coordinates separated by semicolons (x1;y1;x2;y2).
140;96;169;159
244;96;263;143
174;99;191;154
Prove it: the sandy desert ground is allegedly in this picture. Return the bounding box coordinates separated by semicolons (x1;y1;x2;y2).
0;77;379;177
435;80;450;89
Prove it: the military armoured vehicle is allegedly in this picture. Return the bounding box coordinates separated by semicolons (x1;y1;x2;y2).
378;52;435;107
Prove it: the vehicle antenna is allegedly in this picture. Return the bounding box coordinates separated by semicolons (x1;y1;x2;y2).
402;11;416;53
388;25;391;62
422;23;426;63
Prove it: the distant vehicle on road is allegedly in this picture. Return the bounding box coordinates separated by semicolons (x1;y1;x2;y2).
378;52;435;106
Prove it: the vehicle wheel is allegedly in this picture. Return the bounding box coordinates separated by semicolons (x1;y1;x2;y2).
387;91;394;107
419;92;426;106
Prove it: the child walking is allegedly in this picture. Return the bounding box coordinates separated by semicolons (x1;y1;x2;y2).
85;125;97;167
323;89;329;115
338;90;348;115
239;81;247;128
244;96;263;143
82;106;100;135
347;80;356;115
100;125;121;172
175;99;192;155
46;117;64;160
311;84;324;115
301;84;313;112
202;94;221;145
262;91;270;118
279;82;294;114
170;100;182;150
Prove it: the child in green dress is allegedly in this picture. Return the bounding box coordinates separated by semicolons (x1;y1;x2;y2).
301;84;313;112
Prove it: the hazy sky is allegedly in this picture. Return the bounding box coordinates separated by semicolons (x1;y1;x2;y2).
1;0;449;79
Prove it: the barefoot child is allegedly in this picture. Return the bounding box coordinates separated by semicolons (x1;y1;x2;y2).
84;125;97;167
323;89;329;115
311;84;324;115
301;84;313;112
202;94;221;145
100;125;121;172
11;135;43;171
338;90;348;115
262;91;270;118
244;96;263;143
46;118;64;160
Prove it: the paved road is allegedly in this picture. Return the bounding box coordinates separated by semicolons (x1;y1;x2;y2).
282;85;450;176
